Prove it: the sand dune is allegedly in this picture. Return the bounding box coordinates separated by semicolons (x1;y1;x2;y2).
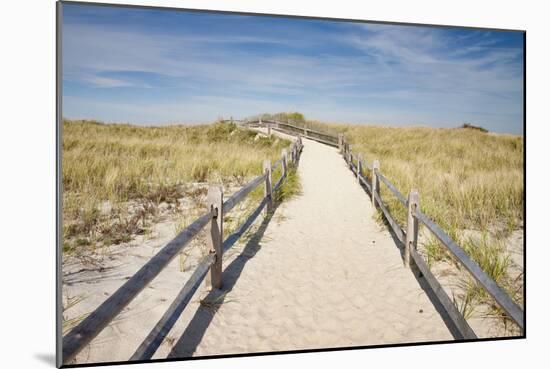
64;132;454;365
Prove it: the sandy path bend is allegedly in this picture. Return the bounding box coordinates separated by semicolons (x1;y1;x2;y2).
158;135;454;358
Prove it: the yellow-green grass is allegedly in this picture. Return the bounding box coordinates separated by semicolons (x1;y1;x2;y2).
298;119;524;329
62;119;291;253
339;124;523;236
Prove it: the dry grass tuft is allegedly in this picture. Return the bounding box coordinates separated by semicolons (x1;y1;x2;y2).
285;117;523;332
62;119;290;255
337;124;523;235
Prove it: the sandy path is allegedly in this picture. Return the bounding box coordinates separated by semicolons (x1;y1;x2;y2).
158;134;454;358
65;132;454;364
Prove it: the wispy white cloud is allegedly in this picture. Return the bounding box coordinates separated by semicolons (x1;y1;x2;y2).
62;9;524;133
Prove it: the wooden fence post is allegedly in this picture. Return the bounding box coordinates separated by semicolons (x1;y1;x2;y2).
357;154;362;182
344;142;348;161
267;124;272;138
346;143;349;161
264;160;273;215
348;145;353;169
346;145;349;163
338;134;343;153
206;186;223;290
344;143;348;162
281;149;288;179
405;189;420;267
372;160;380;208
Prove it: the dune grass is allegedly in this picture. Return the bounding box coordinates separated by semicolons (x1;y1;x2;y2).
247;113;523;236
62;119;291;254
337;124;523;236
281;116;523;332
343;123;523;331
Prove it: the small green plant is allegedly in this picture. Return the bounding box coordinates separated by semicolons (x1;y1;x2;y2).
452;288;477;320
462;234;511;286
423;235;450;268
484;271;523;333
448;234;519;330
273;167;302;203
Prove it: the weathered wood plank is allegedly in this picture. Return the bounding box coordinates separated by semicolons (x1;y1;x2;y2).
415;210;524;331
272;121;337;140
357;154;362;183
130;253;216;361
372;161;380;208
372;189;477;339
271;125;337;147
378;172;408;207
223;197;268;253
373;190;406;244
205;186;223;290
303;135;339;147
62;210;213;364
223;174;266;214
358;172;371;193
264;160;273;215
405;190;419;268
259;120;338;146
409;247;478;340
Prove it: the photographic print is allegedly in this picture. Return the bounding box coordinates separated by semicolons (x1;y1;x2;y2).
57;1;525;366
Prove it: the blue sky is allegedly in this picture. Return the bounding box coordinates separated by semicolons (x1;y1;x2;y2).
62;3;524;134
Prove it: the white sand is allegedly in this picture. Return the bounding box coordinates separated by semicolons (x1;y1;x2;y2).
65;133;454;365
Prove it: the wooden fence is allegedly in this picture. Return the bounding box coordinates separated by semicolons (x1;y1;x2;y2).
222;118;339;147
339;135;525;338
240;118;524;338
63;118;524;363
61;135;304;364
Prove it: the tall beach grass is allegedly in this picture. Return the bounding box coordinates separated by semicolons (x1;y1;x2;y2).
62;119;291;254
284;115;524;332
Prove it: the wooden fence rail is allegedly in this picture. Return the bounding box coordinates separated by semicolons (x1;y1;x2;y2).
63;117;523;363
62;135;304;364
414;210;524;328
339;136;524;337
226;117;524;337
233;119;339;147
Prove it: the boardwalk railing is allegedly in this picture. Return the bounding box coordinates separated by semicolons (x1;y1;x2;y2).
63;118;523;363
339;138;524;338
62;135;304;364
222;118;339;147
229;117;524;337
